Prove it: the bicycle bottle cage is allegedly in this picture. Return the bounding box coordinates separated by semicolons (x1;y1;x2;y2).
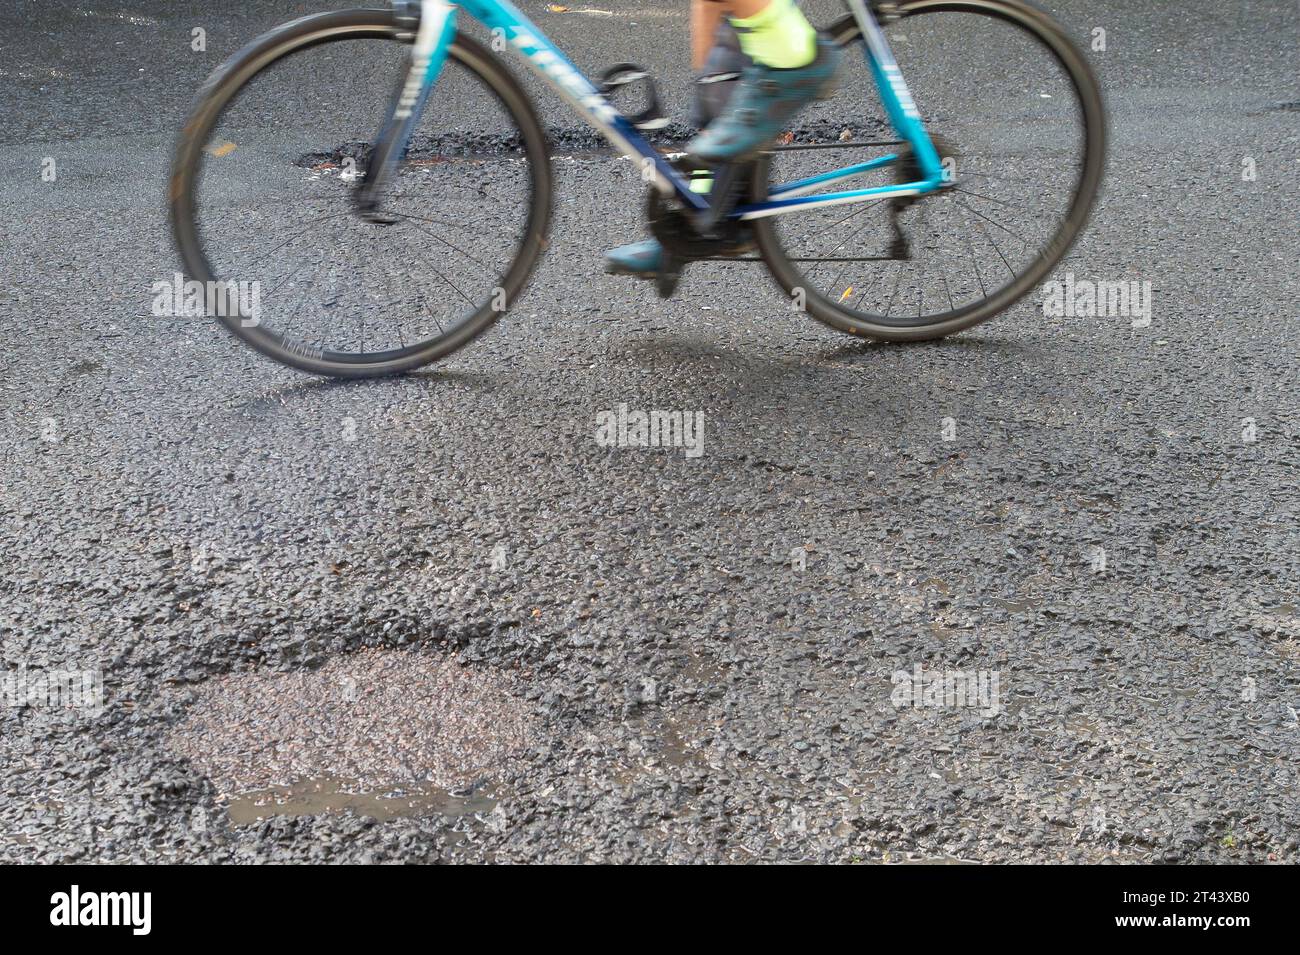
872;1;902;23
599;63;668;131
391;0;421;41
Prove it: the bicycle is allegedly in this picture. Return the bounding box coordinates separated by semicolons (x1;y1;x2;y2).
169;0;1105;378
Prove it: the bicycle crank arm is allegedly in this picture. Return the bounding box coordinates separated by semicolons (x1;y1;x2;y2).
693;162;746;236
356;0;457;221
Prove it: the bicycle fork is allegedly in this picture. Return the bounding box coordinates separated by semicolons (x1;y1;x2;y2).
848;0;948;259
355;0;456;222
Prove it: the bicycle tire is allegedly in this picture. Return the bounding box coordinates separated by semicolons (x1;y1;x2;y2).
168;8;553;377
752;0;1106;342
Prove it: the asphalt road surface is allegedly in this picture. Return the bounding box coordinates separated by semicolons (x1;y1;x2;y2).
1;1;1297;863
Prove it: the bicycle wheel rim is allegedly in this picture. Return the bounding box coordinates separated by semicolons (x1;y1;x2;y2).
754;0;1106;340
169;11;551;377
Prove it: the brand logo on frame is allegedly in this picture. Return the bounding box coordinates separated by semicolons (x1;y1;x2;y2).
395;52;432;119
510;27;620;125
881;63;920;119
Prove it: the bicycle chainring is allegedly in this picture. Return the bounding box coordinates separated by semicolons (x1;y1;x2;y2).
645;190;753;261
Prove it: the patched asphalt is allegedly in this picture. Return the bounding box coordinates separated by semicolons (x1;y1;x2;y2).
1;0;1297;863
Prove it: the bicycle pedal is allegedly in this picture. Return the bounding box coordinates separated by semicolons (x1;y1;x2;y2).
693;162;746;235
600;63;667;131
655;252;683;298
655;269;682;299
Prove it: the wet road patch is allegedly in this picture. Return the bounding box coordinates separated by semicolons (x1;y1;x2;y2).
225;776;501;826
166;649;535;822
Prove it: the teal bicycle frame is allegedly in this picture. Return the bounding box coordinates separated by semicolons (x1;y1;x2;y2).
377;0;946;221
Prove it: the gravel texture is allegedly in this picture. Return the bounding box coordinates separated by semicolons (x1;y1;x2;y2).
164;649;537;796
1;0;1297;864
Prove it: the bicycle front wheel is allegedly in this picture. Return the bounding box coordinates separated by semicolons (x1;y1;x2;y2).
753;0;1105;341
169;9;552;377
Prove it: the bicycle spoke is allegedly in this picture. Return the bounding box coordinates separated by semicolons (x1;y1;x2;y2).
850;262;890;310
951;185;1046;221
975;215;1016;279
954;208;989;301
881;267;903;317
948;195;1032;249
420;294;445;337
180;24;542;373
803;205;876;279
806;207;878;281
387;209;500;276
239;212;353;273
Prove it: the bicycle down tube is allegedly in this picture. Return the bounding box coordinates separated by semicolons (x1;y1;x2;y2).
392;0;947;220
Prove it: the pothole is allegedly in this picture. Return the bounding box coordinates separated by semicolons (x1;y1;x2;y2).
225;776;500;826
166;648;535;822
294;117;892;168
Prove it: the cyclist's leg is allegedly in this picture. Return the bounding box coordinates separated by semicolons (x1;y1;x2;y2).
608;1;832;278
692;0;728;69
605;165;750;277
725;0;816;68
687;0;838;163
605;0;728;278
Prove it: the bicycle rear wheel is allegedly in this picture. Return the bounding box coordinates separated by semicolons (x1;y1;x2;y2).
753;0;1105;341
169;9;552;377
